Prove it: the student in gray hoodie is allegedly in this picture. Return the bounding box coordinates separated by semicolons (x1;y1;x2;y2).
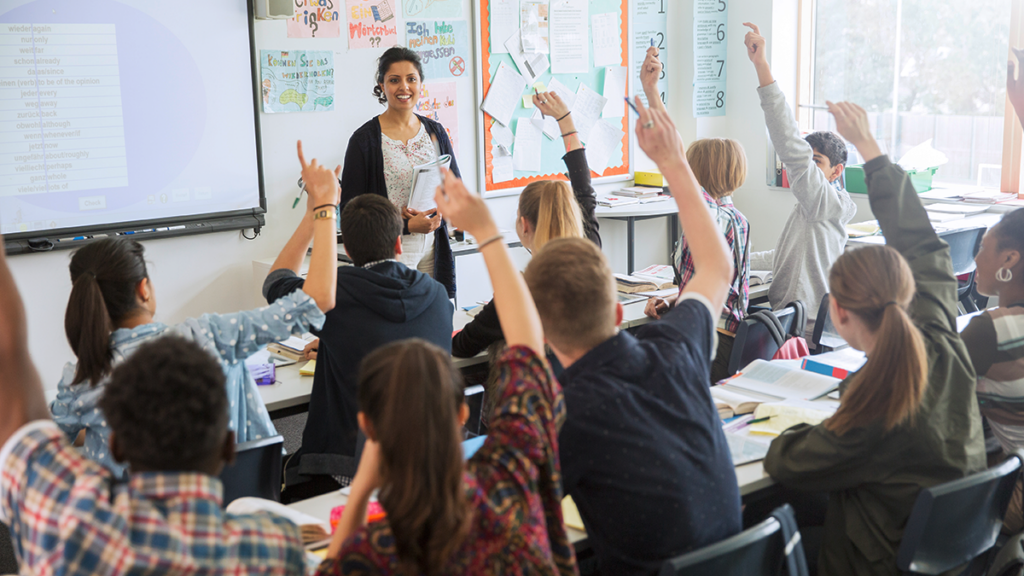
744;22;858;338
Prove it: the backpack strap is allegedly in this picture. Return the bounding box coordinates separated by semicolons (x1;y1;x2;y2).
785;301;807;338
752;310;787;349
770;504;811;576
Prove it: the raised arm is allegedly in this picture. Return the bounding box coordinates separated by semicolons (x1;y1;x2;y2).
634;97;733;313
639;46;667;113
435;171;544;355
0;237;50;448
294;140;341;314
828;101;958;327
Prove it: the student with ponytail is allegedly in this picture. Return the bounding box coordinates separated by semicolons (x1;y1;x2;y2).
762;101;985;576
315;169;576;575
50;142;342;478
451;89;600;359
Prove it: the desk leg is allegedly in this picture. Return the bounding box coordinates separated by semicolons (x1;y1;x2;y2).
668;214;678;263
627;217;635;274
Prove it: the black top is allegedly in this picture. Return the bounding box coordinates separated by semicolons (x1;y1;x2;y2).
264;262;453;478
450;148;602;358
340;114;460;298
558;298;742;576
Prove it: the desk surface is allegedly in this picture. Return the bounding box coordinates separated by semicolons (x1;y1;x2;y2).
595;201;678;218
847;211;1003;247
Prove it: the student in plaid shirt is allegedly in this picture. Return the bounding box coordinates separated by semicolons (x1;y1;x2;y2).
0;145;341;575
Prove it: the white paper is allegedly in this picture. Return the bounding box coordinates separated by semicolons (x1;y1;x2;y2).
693;0;728;117
532;109;560;139
591;12;620;67
584;120;624;175
513;117;543;172
549;0;589;74
504;28;550;84
492;146;514;183
572;82;608;143
492;123;514;149
227;498;329;530
408;155;451;212
520;1;550;54
489;0;518;54
601;66;628;118
481;62;526;127
533;77;577;139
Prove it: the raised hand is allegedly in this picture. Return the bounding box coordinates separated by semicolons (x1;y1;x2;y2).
633;96;686;169
640;46;663;93
826;101;882;162
742;22;767;66
533;90;570;120
434;169;498;242
297;140;341;211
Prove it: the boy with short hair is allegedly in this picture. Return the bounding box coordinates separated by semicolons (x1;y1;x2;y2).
524;99;742;575
744;22;858;337
264;193;453;486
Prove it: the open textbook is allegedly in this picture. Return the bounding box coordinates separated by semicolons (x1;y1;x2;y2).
720;359;840;401
407;154;452;213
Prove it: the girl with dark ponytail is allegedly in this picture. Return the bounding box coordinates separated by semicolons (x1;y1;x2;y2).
50;142;343;477
761;101;985;575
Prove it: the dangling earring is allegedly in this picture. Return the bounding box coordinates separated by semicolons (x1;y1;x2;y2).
997;267;1014;283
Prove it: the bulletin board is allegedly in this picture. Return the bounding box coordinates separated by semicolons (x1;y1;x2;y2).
474;0;632;195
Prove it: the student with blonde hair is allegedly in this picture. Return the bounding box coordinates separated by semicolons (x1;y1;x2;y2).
452;89;600;358
762;101;985;576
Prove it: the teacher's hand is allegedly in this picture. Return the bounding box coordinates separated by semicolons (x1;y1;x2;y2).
407;208;441;234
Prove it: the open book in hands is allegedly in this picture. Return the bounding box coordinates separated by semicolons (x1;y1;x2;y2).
407;154;452;213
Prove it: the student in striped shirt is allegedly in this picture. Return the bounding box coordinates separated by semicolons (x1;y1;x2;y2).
961;207;1024;531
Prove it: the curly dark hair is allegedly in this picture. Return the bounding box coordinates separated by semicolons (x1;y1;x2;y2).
373;46;423;105
805;131;849;168
99;335;228;471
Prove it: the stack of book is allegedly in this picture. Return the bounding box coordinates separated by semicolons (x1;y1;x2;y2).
617;186;664;199
614;264;676;293
597;195;639;207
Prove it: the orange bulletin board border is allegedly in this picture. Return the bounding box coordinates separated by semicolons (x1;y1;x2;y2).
475;0;632;195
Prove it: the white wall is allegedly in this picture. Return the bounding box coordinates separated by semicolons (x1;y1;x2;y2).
12;0;872;391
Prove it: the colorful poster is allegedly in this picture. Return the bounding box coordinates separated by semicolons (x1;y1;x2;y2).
403;0;462;19
415;82;459;156
346;0;399;50
288;0;342;38
693;0;727;117
260;50;335;113
405;20;470;80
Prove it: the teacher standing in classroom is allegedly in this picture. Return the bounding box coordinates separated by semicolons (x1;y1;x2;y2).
339;46;460;298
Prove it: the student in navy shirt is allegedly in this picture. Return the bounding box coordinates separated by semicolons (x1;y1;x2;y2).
524;99;742;575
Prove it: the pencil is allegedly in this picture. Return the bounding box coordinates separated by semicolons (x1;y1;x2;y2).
650;37;654;47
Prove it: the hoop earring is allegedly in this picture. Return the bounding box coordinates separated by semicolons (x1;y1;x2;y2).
997;267;1014;283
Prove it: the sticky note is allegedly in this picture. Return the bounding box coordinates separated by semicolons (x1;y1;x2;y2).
532;81;547;92
522;95;535;108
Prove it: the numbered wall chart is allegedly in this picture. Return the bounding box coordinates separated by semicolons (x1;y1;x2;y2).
693;0;727;117
632;0;667;107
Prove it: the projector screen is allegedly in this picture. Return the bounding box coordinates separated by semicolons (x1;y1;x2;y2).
0;0;264;248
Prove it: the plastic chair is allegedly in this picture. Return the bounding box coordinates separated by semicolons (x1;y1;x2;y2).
727;302;803;375
810;294;848;354
938;227;986;313
896;450;1024;575
219;435;284;506
659;504;808;576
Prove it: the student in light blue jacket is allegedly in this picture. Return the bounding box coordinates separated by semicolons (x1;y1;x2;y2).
50;142;341;478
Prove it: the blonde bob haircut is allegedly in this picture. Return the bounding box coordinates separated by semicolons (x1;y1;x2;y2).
518;180;584;251
686;138;748;199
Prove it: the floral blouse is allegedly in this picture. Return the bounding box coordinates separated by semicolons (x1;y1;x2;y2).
315;346;578;576
381;122;435;211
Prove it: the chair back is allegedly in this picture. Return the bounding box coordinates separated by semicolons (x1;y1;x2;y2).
659;504;807;576
938;226;985;277
896;450;1024;575
810;294;847;353
727;304;800;376
219;435;284;506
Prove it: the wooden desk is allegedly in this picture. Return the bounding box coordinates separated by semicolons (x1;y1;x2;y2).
596;202;679;274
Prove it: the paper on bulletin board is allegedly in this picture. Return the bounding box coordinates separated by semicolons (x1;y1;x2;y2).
406;20;470;79
693;0;727;117
403;0;461;19
346;0;399;50
260;50;335;113
288;0;342;38
632;0;667;107
550;0;588;73
489;0;519;55
520;1;549;54
415;82;460;155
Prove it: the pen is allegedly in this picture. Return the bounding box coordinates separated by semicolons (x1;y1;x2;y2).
292;179;304;209
624;96;641;117
749;416;772;424
650;37;654;47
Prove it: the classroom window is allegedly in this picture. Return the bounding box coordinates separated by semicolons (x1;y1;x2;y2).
796;0;1016;189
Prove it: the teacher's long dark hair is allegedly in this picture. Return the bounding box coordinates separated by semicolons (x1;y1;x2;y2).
65;238;149;386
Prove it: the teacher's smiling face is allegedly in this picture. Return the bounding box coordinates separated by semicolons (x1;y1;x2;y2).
380;61;421;111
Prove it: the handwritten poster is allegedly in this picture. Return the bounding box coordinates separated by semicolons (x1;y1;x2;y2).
415;82;460;155
693;0;727;117
403;0;462;19
288;0;342;38
632;0;667;107
405;20;470;80
260;50;335;113
346;0;399;50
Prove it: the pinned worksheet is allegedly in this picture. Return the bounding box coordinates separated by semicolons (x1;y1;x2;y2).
489;0;518;54
601;66;628;118
585;120;625;175
492;122;515;149
513;117;543;172
481;62;526;127
591;12;620;67
505;28;550;83
693;0;728;117
520;1;549;54
492;147;515;183
550;0;589;74
572;82;608;143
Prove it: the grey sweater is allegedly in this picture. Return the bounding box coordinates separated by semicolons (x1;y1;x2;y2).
756;82;857;326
